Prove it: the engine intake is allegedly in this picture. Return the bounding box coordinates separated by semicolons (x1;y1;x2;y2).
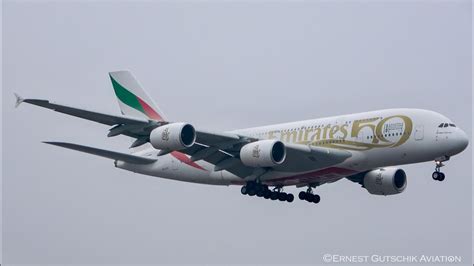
240;140;286;167
363;167;407;195
150;123;196;151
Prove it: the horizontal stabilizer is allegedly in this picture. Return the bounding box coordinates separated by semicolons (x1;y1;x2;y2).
43;141;156;164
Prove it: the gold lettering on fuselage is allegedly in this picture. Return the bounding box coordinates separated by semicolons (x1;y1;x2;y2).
309;127;322;142
261;115;413;151
351;117;380;143
303;127;314;142
375;115;413;147
339;124;349;139
281;130;298;143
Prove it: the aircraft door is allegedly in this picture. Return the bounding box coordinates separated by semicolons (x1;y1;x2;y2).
415;125;424;140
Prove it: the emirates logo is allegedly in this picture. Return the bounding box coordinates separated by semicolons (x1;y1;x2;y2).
161;128;170;141
252;145;260;158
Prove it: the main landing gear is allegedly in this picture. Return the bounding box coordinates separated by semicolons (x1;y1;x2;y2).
432;158;448;182
241;182;294;202
298;187;320;204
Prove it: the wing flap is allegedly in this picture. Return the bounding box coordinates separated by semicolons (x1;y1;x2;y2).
195;130;242;147
44;141;156;164
273;144;352;172
181;143;255;177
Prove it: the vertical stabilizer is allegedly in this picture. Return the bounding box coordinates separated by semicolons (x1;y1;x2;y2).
109;71;166;121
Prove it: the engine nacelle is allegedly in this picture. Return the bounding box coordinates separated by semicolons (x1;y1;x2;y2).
363;167;407;195
240;140;286;167
150;123;196;151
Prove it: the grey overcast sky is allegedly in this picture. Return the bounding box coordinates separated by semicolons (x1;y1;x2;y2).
3;1;472;265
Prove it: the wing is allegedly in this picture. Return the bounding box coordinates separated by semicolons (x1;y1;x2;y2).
16;95;165;143
21;98;149;126
17;95;351;179
276;143;352;172
180;132;352;178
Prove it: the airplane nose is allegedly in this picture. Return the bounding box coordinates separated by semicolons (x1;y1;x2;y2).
455;129;469;153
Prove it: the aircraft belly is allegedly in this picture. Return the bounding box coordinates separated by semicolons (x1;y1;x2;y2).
116;157;231;186
262;166;358;187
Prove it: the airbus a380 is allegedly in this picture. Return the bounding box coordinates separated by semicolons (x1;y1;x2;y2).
15;71;469;204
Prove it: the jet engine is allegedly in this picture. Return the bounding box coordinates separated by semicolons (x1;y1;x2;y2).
363;167;407;195
240;140;286;167
150;123;196;150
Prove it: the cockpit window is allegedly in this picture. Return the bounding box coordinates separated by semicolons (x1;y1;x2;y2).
438;123;457;128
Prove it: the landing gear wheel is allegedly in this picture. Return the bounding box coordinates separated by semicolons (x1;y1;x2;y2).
248;189;256;196
246;182;255;191
240;186;248;195
298;191;306;200
312;194;321;204
286;193;294;202
270;192;279;200
278;193;287;201
263;189;271;199
438;172;445;181
432;171;445;181
432;171;440;180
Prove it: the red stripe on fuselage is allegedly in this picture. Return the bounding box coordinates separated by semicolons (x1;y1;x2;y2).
230;167;357;186
271;167;356;182
171;151;206;171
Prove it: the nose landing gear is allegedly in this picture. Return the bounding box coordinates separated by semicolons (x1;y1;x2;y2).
432;158;448;182
432;171;445;181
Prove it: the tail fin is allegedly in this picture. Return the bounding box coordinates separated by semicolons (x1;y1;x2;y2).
109;71;166;121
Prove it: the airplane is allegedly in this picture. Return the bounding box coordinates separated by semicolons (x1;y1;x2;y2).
15;70;469;204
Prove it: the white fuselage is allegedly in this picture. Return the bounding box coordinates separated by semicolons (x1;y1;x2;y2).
117;108;468;187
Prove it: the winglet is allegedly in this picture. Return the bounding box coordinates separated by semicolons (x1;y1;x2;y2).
14;93;24;108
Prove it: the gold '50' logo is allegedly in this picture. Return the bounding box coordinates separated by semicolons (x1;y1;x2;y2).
351;115;413;148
